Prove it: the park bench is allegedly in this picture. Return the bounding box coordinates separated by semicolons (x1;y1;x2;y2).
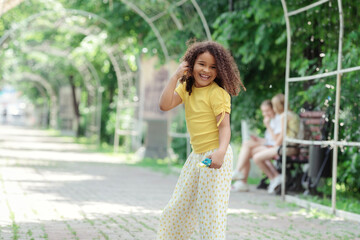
257;110;333;195
299;111;333;195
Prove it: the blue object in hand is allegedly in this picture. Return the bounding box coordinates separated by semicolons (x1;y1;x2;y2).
201;158;212;167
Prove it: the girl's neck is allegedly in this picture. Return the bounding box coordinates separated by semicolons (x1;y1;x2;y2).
193;81;214;88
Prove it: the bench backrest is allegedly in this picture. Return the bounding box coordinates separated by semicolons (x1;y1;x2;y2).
299;111;326;141
295;111;326;161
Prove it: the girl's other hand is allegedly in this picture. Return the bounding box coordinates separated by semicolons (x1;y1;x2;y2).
263;116;271;127
208;151;225;169
174;61;189;79
250;135;259;141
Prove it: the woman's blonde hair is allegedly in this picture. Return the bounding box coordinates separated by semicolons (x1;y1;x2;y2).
271;93;285;113
261;99;273;108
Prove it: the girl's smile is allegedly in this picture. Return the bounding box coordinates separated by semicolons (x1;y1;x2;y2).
193;51;217;88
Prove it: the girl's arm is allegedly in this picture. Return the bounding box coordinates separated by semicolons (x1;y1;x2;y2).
209;113;231;169
159;62;188;111
264;120;280;143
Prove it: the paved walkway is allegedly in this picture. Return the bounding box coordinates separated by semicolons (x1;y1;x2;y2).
0;125;359;240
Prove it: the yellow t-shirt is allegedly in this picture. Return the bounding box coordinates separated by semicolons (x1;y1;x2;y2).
175;81;231;153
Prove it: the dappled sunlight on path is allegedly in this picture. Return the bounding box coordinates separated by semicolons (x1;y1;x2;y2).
0;125;359;239
0;126;128;164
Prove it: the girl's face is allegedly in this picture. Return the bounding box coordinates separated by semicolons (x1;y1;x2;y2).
261;105;275;119
192;51;217;88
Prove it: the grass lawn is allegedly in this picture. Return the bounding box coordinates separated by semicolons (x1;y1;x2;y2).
299;189;360;215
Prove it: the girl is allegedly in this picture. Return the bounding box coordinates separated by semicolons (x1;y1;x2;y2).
252;93;300;194
157;40;245;240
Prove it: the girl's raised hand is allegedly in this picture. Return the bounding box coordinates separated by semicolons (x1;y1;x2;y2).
174;61;189;79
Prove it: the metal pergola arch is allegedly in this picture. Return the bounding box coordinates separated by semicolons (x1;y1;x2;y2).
6;37;102;137
105;46;141;152
3;47;102;139
22;44;98;96
32;81;50;128
0;1;212;71
0;9;136;145
3;72;58;129
9;44;96;99
121;0;212;62
0;27;63;130
1;1;213;153
4;54;68;91
2;74;50;128
46;17;142;149
19;18;119;143
119;0;212;155
21;44;103;141
0;9;109;131
280;0;360;219
1;8;148;150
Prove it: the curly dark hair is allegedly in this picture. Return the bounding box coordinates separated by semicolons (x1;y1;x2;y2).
179;40;245;96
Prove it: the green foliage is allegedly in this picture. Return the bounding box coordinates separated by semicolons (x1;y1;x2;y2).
0;0;145;144
104;110;117;144
286;0;360;195
301;179;360;214
211;0;287;139
209;0;360;195
338;147;360;194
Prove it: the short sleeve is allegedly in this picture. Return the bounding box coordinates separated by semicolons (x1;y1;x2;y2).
175;82;186;103
210;87;231;127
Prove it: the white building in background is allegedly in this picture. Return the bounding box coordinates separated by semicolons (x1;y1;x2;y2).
0;85;36;126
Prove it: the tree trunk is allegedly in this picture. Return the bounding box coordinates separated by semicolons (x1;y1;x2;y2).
229;0;234;11
69;75;81;137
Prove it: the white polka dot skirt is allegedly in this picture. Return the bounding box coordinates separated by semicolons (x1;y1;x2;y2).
157;146;233;240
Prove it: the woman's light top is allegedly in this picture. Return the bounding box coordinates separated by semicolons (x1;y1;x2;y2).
280;111;300;138
175;81;231;153
265;114;282;146
286;111;300;138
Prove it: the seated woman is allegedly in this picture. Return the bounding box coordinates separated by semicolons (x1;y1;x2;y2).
252;93;300;194
231;100;281;192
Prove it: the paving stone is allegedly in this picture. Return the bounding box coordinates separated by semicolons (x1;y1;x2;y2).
0;125;359;240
